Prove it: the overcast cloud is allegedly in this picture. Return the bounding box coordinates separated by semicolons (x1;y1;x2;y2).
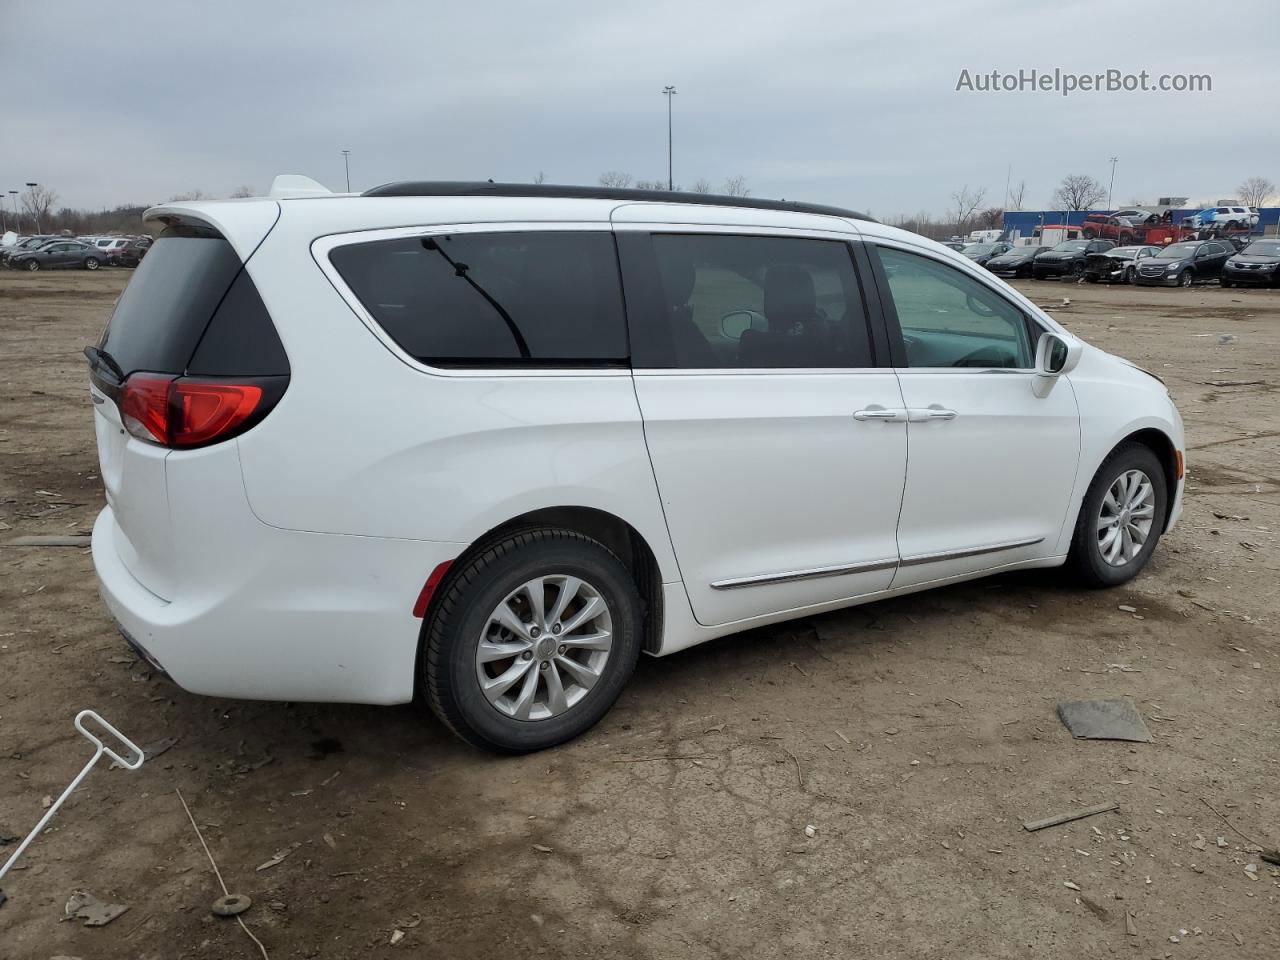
2;0;1278;217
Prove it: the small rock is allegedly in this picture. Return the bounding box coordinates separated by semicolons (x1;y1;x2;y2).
803;825;817;838
390;929;405;945
531;844;553;853
1064;881;1081;891
1118;605;1137;613
1217;837;1228;847
1191;835;1206;851
40;795;52;809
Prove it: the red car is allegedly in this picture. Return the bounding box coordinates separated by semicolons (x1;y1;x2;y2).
1080;214;1143;245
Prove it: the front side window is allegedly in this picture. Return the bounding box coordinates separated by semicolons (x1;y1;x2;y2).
643;233;874;369
329;231;627;367
876;246;1033;369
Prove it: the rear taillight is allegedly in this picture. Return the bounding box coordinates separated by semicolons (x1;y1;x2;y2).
118;373;283;449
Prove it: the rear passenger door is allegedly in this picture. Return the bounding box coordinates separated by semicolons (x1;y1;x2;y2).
1196;242;1229;279
618;226;907;627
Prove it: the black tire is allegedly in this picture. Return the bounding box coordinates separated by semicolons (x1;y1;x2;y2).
83;257;100;271
25;259;39;271
1068;442;1168;588
1221;279;1232;288
423;528;642;753
1071;261;1085;277
1125;266;1135;284
1179;270;1193;287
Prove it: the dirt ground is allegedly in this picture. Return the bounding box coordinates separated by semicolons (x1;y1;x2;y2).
0;269;1276;960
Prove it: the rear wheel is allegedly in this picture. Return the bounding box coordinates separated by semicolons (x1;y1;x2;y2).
423;529;642;752
1069;442;1168;588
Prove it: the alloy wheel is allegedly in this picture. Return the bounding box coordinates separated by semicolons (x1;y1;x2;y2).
1096;469;1155;567
475;575;613;721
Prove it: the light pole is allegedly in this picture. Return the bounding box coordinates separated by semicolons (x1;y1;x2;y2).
341;150;351;192
662;86;677;191
1106;156;1118;212
25;183;40;234
7;191;18;234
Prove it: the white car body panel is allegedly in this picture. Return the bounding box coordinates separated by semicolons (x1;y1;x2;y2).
89;194;1185;706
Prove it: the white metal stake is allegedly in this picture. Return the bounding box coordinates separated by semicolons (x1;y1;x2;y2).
0;710;144;885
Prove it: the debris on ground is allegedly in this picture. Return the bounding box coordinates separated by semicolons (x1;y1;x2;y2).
390;929;405;945
256;841;301;871
1023;801;1119;832
1057;698;1153;743
111;736;179;769
804;825;817;838
64;891;129;927
1125;911;1138;936
212;893;252;917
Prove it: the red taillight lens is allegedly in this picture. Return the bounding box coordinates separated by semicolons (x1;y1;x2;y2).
119;373;175;444
118;375;275;449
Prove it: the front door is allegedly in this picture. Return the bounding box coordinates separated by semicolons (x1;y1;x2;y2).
619;227;907;626
869;243;1080;588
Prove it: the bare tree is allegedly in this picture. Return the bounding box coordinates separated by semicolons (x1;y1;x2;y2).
690;178;713;194
949;185;986;232
1237;176;1275;208
1052;174;1106;211
532;171;546;185
598;171;633;189
230;185;257;198
721;175;750;197
1008;180;1027;211
167;189;212;202
978;207;1004;230
633;179;668;190
20;184;58;232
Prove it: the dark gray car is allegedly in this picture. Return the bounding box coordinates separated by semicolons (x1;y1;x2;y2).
6;239;103;271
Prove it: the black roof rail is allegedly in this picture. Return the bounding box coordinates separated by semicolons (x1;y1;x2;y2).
360;181;876;222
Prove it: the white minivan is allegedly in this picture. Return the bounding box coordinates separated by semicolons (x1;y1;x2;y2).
87;177;1184;752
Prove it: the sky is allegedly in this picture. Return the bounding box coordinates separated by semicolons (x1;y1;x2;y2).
2;0;1278;219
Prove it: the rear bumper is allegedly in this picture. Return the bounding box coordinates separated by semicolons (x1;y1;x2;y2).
93;505;464;705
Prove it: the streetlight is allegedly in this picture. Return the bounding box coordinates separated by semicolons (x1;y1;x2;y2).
25;183;40;234
341;150;351;192
662;86;677;191
1106;157;1118;212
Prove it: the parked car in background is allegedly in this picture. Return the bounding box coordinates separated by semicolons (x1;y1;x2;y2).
6;239;104;271
93;238;132;263
960;241;1011;266
1;235;57;265
85;178;1185;752
1032;239;1115;279
939;241;966;252
1080;214;1141;245
1083;245;1161;284
1221;238;1280;287
113;239;151;267
1133;240;1233;287
1112;208;1159;226
984;245;1049;278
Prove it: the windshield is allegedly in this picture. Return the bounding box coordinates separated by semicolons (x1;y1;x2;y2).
1242;240;1280;257
1155;243;1198;259
963;244;997;254
1052;241;1089;252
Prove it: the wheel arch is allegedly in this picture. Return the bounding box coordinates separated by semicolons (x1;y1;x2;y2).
1116;428;1179;532
417;505;666;676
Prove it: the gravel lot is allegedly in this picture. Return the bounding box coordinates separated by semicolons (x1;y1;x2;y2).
1;270;1276;959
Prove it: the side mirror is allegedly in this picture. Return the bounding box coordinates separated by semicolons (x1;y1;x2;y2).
1035;332;1080;377
720;310;764;341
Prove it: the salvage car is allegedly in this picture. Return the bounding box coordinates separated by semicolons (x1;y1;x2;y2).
1220;238;1280;287
1080;214;1141;245
7;238;103;270
1083;245;1160;284
960;241;1011;266
1032;238;1115;279
1133;239;1233;287
984;245;1049;278
85;178;1186;752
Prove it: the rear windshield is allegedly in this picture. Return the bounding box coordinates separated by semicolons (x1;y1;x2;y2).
99;224;286;377
329;231;628;367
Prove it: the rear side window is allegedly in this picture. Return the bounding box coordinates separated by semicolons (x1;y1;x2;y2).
329;231;628;367
100;224;286;377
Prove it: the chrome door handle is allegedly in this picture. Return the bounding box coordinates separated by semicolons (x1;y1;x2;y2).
853;407;907;422
907;406;958;422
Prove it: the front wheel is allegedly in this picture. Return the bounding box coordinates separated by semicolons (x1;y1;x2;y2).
1125;266;1135;284
25;259;40;272
83;257;100;270
1179;270;1193;287
1068;443;1168;588
423;529;642;752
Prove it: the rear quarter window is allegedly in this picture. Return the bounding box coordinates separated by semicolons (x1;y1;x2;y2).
328;231;628;367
